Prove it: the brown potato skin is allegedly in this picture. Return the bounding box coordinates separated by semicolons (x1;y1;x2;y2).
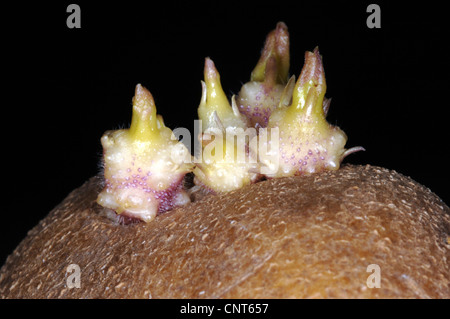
0;165;449;298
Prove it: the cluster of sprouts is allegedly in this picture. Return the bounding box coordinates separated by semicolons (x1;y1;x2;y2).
97;22;363;223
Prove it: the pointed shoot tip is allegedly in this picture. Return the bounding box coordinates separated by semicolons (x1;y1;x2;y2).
204;57;219;81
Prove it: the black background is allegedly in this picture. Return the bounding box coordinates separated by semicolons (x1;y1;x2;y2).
1;1;449;266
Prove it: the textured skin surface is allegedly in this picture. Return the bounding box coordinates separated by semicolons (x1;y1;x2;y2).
0;165;449;298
